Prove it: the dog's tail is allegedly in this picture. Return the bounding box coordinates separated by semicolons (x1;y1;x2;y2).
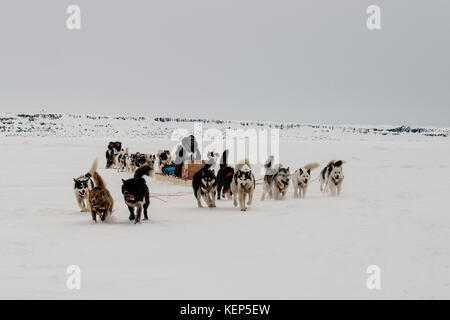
304;162;320;171
264;155;274;169
201;157;216;172
333;160;346;167
93;171;106;189
124;147;129;154
235;158;251;171
263;155;277;175
88;158;98;176
220;149;229;169
206;152;218;168
134;164;153;179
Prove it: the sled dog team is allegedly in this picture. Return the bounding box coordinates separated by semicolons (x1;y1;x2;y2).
116;147;156;174
74;148;346;223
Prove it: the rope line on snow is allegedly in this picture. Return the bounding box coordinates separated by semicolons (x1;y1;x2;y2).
149;176;323;202
150;191;191;202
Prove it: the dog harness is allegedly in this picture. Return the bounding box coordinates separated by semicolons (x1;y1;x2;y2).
331;176;343;186
276;180;285;192
298;181;307;187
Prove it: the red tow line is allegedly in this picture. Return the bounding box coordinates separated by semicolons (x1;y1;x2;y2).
150;191;191;203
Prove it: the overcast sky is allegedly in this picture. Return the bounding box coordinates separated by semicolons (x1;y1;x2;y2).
0;0;449;126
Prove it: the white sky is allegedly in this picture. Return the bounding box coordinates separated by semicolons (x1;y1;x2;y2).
0;0;449;126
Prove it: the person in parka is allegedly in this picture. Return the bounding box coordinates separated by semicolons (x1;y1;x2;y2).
173;135;201;177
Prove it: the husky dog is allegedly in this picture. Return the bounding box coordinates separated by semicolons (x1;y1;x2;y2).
157;150;172;172
116;147;129;172
144;154;156;176
320;160;346;196
231;159;255;211
261;156;290;201
73;159;97;212
216;150;234;200
135;152;147;168
88;161;114;222
121;165;153;224
127;153;137;172
192;160;217;208
292;162;320;198
106;141;122;169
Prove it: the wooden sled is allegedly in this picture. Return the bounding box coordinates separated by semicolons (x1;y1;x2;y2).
155;173;192;185
155;160;206;185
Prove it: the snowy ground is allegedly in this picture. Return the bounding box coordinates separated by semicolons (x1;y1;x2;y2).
1;135;450;299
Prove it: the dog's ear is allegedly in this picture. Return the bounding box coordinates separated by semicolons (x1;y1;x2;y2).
334;160;343;167
73;178;77;182
299;168;303;175
286;167;290;172
307;169;311;174
121;179;126;183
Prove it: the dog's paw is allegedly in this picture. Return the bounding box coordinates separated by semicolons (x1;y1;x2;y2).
240;207;247;212
129;215;136;221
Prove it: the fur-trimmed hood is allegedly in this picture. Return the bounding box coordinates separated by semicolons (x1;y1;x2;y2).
174;135;201;164
181;135;199;153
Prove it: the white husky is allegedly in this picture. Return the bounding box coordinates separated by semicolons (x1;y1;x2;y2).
292;162;320;198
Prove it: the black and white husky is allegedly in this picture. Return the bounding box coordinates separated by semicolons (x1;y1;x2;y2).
292;162;320;198
73;159;97;212
121;165;153;224
135;152;147;169
320;160;346;196
231;159;255;211
192;160;217;208
116;147;129;172
261;156;290;200
157;150;172;172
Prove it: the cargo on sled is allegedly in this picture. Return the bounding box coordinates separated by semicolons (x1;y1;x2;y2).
155;160;206;184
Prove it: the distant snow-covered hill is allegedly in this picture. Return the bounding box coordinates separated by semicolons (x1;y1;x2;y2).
0;112;448;140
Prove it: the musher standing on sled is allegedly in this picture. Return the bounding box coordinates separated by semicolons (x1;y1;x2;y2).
173;135;201;178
